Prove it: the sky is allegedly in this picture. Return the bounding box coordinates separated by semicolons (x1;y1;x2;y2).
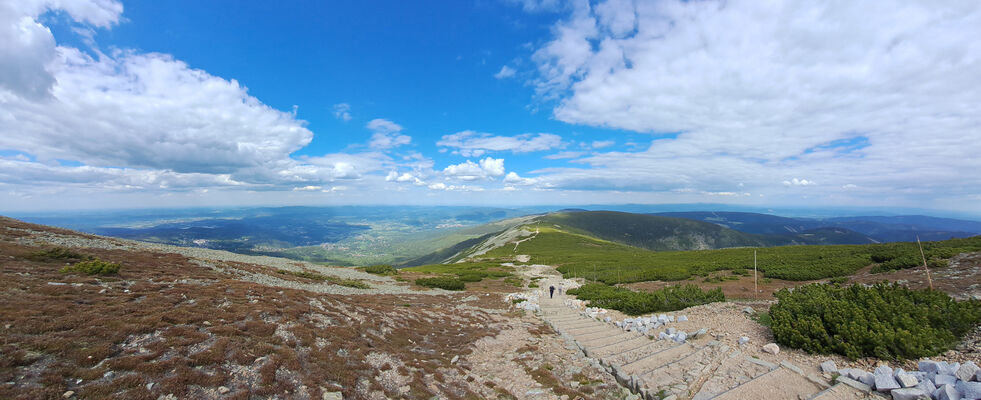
1;0;980;215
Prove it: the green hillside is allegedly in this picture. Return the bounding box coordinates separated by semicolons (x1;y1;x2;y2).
537;211;768;250
470;224;981;284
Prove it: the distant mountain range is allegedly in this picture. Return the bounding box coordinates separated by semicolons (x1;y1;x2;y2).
652;212;981;243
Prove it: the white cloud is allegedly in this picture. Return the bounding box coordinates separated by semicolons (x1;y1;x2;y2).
366;118;411;150
437;130;562;156
1;47;313;174
504;171;538;185
293;185;322;191
494;65;517;79
442;157;506;181
523;0;981;211
783;178;815;187
544;151;586;160
0;0;123;99
427;183;485;192
333;103;352;121
590;140;614;149
507;0;567;13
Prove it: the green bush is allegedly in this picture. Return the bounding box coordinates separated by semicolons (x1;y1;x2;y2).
415;277;465;291
363;264;398;275
568;283;724;316
30;247;92;262
60;259;120;275
828;277;848;285
528;282;539;288
770;283;981;360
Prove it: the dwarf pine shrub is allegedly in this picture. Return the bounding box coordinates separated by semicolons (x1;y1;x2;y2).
770;283;981;360
60;259;120;275
415;277;465;291
568;283;724;315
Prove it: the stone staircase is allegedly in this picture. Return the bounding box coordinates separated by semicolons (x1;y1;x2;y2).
537;295;871;400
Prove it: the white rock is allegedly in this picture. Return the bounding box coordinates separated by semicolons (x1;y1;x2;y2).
678;315;688;322
761;343;779;355
743;306;755;314
956;362;980;383
820;361;837;374
217;386;230;394
451;355;459;364
890;387;929;400
933;384;959;400
896;372;919;388
62;391;75;399
322;392;343;400
737;336;750;345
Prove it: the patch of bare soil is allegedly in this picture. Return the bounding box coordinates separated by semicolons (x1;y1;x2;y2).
848;252;981;300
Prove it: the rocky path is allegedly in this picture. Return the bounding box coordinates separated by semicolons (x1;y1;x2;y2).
537;294;874;399
530;278;872;400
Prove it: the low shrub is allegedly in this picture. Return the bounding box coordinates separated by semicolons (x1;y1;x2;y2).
567;283;724;316
528;282;539;288
276;269;370;288
769;283;981;360
828;277;848;285
415;277;465;291
363;264;398;275
60;259;120;275
29;247;92;262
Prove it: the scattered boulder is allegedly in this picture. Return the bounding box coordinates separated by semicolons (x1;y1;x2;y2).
761;343;779;355
62;391;74;399
935;374;958;386
916;378;936;394
677;315;688;322
896;371;918;388
692;328;707;339
450;355;459;364
217;386;230;394
957;381;981;399
820;361;837;374
321;392;343;400
934;384;960;400
918;360;942;373
956;362;980;383
743;307;754;314
889;388;930;400
874;365;900;392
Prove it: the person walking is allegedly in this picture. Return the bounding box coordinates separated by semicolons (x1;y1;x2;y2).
549;285;555;298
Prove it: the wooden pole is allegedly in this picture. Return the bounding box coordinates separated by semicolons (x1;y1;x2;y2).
917;236;934;290
754;250;758;300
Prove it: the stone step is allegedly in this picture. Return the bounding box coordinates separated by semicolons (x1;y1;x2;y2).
561;325;610;336
552;319;602;328
577;329;635;345
586;335;653;357
636;342;728;398
604;338;684;367
691;352;775;400
710;365;822;400
807;382;870;400
618;342;696;376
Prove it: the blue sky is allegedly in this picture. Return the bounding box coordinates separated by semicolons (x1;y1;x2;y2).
2;0;981;215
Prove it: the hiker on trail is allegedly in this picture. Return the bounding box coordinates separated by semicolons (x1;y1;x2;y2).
558;285;562;295
549;285;555;298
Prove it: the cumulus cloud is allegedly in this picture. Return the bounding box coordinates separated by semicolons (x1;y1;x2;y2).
333;103;352;121
0;0;123;99
437;131;562;156
367;118;411;150
427;183;485;192
524;0;981;209
504;171;538;185
442;157;506;181
783;178;815;187
494;65;516;79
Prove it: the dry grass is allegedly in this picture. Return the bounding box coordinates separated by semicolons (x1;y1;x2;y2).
0;218;504;399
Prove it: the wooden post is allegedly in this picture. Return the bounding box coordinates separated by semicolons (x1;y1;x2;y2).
754;250;758;300
917;236;934;290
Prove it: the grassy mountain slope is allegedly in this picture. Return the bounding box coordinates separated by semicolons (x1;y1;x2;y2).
537;211;770;251
445;211;981;285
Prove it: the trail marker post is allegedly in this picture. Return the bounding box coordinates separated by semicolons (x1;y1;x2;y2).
917;236;934;290
754;250;758;300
